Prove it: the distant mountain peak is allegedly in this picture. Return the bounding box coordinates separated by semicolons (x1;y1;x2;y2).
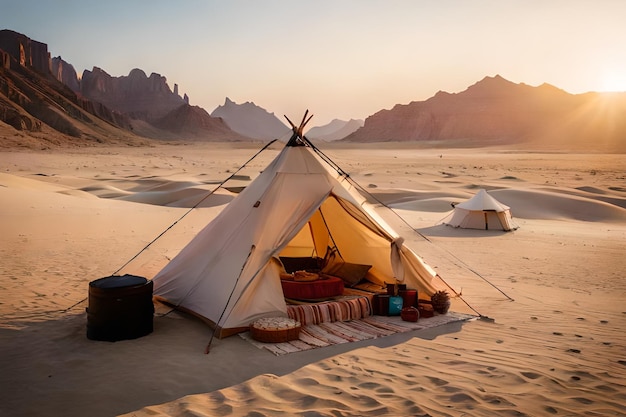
463;74;520;97
211;98;289;140
306;118;364;141
128;68;147;78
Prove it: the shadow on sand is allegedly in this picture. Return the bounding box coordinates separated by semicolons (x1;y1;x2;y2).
0;307;470;417
418;223;511;238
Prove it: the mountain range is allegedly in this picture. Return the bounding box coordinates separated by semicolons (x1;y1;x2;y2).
1;29;625;151
345;75;626;151
209;98;364;142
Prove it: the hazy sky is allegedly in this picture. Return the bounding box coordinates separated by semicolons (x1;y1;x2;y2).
3;0;626;125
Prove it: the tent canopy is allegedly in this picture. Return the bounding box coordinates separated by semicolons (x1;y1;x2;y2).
153;126;448;337
445;189;518;231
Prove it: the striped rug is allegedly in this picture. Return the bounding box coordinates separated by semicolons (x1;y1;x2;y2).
239;312;475;356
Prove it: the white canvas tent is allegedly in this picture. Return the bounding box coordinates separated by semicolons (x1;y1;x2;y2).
152;119;449;338
444;189;518;231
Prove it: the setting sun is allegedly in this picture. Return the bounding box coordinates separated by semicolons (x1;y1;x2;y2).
601;72;626;92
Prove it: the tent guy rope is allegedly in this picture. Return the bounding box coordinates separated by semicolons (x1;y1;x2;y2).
110;138;279;277
314;152;515;304
58;139;278;315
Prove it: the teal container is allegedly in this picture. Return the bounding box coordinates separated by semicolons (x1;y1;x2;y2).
388;296;403;316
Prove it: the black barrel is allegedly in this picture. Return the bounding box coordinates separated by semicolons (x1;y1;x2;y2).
86;274;154;341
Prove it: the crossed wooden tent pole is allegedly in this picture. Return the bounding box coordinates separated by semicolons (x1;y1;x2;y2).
284;110;314;142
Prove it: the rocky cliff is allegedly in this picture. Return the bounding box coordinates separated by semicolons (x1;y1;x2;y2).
0;29;50;74
51;56;80;92
80;67;186;122
0;30;250;146
62;63;241;141
0;30;143;147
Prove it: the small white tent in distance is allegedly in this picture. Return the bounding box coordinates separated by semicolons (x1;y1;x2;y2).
152;113;450;338
444;189;518;231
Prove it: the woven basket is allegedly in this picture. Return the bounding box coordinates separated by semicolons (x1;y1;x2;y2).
250;317;301;343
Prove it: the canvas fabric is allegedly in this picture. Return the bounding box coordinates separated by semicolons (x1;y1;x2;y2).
153;145;446;335
445;189;518;231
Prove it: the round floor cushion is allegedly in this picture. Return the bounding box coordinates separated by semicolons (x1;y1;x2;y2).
280;276;344;300
250;317;301;343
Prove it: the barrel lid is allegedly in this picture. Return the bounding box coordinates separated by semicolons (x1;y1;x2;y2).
90;274;148;289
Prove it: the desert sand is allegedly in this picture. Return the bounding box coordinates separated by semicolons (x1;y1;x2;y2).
1;142;625;417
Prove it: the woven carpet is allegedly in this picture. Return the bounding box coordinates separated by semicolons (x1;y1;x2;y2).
239;311;475;356
286;296;372;326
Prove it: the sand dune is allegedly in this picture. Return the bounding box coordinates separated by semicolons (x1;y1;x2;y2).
117;187;235;208
1;144;625;417
493;188;626;222
79;183;135;198
377;186;626;224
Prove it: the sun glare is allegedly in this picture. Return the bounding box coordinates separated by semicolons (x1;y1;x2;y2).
601;73;626;92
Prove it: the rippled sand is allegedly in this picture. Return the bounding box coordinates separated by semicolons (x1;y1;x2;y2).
1;143;625;416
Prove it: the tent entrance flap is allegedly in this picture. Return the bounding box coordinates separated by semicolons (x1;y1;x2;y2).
279;210;330;258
